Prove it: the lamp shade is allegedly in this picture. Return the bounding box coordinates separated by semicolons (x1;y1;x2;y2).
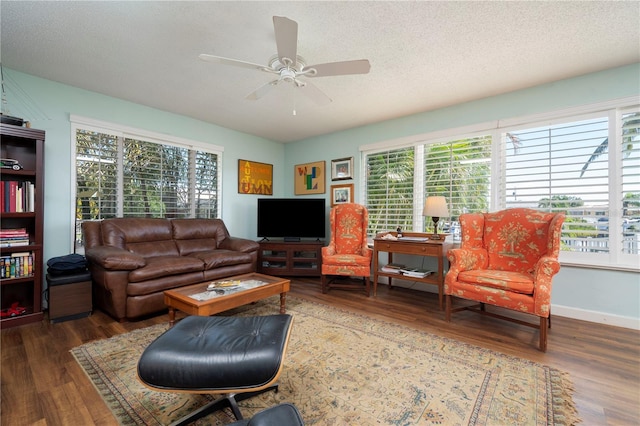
423;196;449;218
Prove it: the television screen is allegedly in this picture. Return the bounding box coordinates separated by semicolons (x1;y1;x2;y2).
257;198;326;241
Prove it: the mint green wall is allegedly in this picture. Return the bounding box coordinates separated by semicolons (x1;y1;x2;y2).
4;69;285;258
286;63;640;325
6;64;639;325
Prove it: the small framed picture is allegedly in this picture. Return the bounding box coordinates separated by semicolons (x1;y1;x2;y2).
331;183;354;207
331;157;353;181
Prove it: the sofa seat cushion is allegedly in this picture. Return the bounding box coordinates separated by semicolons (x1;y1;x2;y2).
127;271;204;297
458;269;534;294
128;256;204;283
189;250;253;269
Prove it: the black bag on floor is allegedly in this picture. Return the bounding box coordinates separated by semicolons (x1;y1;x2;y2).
47;254;88;276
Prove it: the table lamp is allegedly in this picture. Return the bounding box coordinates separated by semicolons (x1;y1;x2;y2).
423;196;449;240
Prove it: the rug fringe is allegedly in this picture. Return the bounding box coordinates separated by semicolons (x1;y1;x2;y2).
550;370;582;425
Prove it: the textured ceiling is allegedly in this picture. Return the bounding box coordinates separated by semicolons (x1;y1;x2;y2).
1;1;639;142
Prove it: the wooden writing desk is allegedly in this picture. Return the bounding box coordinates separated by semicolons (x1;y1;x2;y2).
372;232;452;310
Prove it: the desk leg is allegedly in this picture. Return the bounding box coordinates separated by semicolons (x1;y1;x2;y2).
437;253;444;310
279;292;287;314
388;252;394;290
373;248;379;296
168;307;176;327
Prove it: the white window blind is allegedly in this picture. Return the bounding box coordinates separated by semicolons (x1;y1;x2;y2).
122;138;192;217
424;135;492;236
365;147;415;236
194;151;220;218
620;110;640;256
502;116;611;255
76;129;119;219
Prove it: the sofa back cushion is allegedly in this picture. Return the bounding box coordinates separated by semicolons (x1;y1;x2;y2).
172;218;230;255
482;208;555;274
101;218;179;257
82;220;103;250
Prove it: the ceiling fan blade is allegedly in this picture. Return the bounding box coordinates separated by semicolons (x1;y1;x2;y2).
198;54;269;72
305;59;371;77
298;80;332;106
273;16;298;66
245;80;278;101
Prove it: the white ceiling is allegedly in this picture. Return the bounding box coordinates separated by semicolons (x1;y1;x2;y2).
1;1;639;143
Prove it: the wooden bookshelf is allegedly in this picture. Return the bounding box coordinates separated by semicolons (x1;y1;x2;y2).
1;123;45;328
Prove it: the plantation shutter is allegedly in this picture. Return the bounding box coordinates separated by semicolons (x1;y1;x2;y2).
621;110;640;255
424;136;492;235
122;139;190;217
75;129;119;220
194;151;219;218
502;115;609;254
365;147;415;236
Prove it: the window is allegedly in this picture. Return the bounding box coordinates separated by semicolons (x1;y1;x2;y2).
424;135;492;237
502;115;611;256
365;147;414;236
362;100;639;270
72;116;223;251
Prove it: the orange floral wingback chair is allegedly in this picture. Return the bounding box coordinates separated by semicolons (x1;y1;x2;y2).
321;203;373;296
444;208;565;351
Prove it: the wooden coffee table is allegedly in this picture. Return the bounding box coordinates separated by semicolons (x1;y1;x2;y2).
163;272;290;326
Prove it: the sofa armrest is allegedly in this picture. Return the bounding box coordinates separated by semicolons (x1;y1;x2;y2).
445;247;488;294
218;237;259;253
85;246;146;270
321;245;336;257
531;255;561;316
447;248;488;273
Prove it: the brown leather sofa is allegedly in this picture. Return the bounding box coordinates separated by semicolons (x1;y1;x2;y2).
82;218;259;321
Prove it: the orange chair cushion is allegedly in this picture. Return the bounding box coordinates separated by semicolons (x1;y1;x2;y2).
458;270;534;294
334;205;367;255
482;209;556;274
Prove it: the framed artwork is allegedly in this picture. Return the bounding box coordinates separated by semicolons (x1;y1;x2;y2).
331;183;354;207
294;161;326;194
238;159;273;195
331;157;353;181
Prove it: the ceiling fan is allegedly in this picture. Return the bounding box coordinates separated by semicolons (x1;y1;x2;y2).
199;16;371;107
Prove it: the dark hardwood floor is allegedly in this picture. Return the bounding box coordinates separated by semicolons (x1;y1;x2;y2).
2;277;639;425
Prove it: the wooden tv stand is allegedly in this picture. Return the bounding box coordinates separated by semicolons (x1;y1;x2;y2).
258;240;324;277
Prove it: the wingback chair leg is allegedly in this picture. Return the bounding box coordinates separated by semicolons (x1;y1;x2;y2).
445;295;451;322
540;317;548;352
321;275;327;294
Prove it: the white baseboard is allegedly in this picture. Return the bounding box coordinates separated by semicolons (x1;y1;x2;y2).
374;280;640;330
551;304;640;330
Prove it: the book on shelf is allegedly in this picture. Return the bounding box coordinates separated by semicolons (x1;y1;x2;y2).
0;227;28;236
0;228;30;246
399;267;434;278
0;239;30;247
1;180;35;213
0;252;34;279
381;262;406;274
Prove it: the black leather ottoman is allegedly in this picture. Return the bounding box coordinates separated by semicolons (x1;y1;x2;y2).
228;403;304;426
138;314;293;426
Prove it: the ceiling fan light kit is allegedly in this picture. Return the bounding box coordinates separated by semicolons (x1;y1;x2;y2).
199;16;370;108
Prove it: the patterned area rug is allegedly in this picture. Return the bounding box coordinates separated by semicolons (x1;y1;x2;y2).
71;296;579;425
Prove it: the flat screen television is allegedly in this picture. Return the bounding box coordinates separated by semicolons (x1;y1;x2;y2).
257;198;326;241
